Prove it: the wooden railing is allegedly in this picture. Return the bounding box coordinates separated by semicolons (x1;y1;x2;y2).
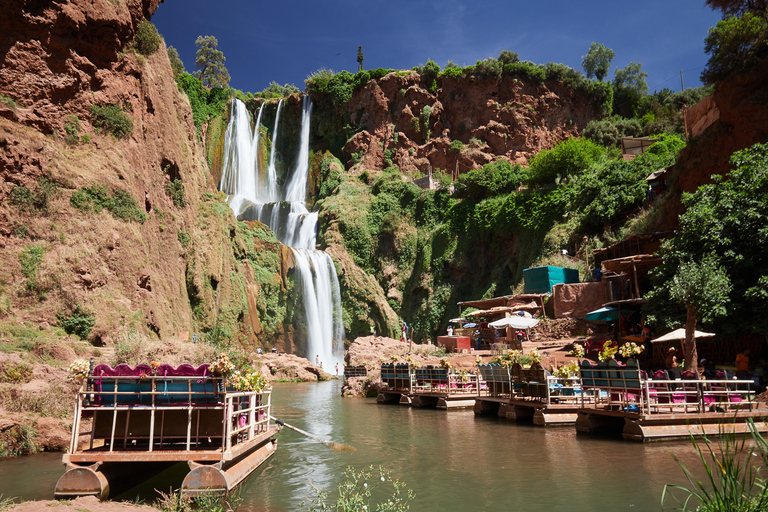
70;374;271;458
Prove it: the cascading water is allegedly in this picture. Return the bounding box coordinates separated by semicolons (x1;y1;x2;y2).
219;97;344;371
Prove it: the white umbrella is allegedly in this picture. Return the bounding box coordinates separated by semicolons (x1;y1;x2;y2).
448;318;467;324
489;316;540;330
650;328;716;342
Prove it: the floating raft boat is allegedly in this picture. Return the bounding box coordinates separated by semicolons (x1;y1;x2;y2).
55;363;278;500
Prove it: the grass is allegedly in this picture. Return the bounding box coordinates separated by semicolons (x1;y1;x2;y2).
0;495;18;510
663;419;768;511
0;385;73;418
156;488;242;512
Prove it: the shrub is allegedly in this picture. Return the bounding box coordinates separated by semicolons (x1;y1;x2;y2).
132;20;161;56
175;73;234;134
0;362;33;384
453;160;526;199
165;178;187;207
583;118;643;147
109;189;147;223
57;304;95;339
449;140;464;153
9;178;58;215
64;115;80;145
70;185;146;223
529;137;604;184
421;105;432;140
19;244;45;293
90;104;133;139
177;231;191;247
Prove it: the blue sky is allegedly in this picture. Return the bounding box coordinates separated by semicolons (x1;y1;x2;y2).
152;1;722;95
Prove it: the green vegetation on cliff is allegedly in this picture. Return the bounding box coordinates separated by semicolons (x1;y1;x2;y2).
317;133;684;342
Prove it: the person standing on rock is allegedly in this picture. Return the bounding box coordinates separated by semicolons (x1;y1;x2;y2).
315;355;319;366
335;363;339;376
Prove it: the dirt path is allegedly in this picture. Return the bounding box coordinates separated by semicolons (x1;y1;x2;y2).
6;496;154;511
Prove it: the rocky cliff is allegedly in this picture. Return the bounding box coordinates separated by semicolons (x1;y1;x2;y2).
310;69;603;174
0;0;295;350
659;60;768;231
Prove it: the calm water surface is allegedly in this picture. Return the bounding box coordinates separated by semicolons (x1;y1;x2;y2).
0;381;706;511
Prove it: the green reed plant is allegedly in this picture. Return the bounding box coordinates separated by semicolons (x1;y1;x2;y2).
305;465;414;512
662;419;768;511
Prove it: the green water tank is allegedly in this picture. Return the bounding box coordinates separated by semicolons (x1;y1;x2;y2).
523;265;579;294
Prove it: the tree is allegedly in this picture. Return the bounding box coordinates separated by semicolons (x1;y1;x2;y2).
705;0;767;17
613;62;648;117
646;142;768;342
357;45;364;71
668;254;732;373
614;62;648;95
167;46;185;77
498;50;520;65
700;13;768;85
193;35;230;88
581;42;615;81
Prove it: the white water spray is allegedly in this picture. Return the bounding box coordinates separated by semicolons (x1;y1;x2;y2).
220;97;344;372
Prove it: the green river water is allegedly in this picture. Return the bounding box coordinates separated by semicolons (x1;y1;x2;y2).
0;380;707;511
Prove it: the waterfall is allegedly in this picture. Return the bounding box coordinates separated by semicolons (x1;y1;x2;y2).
220;97;344;371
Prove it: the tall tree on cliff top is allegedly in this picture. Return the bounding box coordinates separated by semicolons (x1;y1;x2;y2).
582;42;615;81
357;45;364;71
167;46;185;78
193;35;230;88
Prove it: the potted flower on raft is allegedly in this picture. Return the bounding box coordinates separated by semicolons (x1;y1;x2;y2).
568;343;586;360
598;341;618;362
68;359;91;384
617;342;645;361
209;353;236;392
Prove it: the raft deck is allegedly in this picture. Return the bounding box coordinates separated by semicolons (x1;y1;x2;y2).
55;364;278;500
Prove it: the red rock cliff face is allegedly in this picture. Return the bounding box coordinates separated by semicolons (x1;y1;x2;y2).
658;60;768;231
0;0;279;349
0;0;161;133
336;71;600;174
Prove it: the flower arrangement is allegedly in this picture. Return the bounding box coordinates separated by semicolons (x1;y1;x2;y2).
553;362;580;380
209;353;235;377
457;369;471;383
569;343;585;358
598;341;618;362
230;368;270;392
528;348;542;364
389;354;400;363
68;359;90;382
405;355;420;369
475;355;482;366
439;358;452;369
618;342;645;358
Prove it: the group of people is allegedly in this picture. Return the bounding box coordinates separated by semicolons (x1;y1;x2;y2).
665;346;752;380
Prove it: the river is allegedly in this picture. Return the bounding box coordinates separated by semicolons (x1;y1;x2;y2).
0;380;707;511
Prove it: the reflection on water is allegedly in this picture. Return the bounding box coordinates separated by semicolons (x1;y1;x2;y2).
0;381;708;511
240;381;704;512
